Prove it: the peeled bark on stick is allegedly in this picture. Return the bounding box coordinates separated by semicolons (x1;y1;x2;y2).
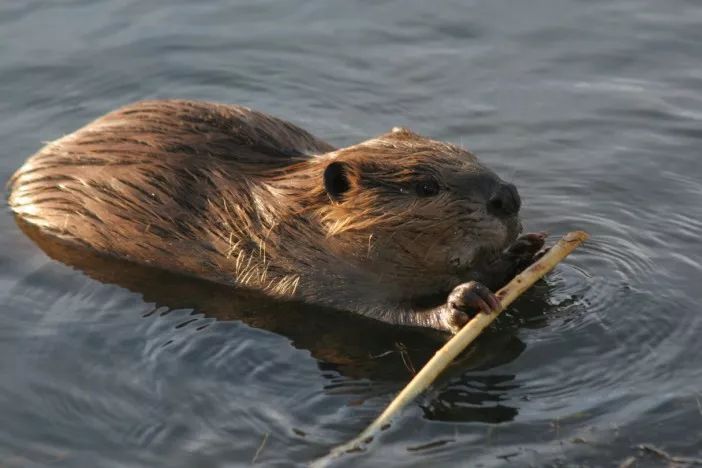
315;230;589;465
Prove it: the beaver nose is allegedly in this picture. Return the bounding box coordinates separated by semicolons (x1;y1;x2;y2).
487;183;521;217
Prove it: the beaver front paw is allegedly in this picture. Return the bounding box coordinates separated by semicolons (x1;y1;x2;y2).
504;231;548;271
442;281;501;333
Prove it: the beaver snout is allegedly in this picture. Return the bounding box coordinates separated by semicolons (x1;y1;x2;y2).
487;183;521;217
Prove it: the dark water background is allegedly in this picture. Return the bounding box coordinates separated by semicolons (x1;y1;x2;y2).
2;1;702;466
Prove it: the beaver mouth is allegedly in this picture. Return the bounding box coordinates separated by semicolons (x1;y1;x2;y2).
492;215;523;256
508;217;524;244
449;217;522;274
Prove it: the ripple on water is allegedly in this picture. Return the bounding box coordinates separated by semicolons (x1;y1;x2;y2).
0;261;351;464
418;215;701;434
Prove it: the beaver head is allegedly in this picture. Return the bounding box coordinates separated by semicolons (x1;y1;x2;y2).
279;127;522;299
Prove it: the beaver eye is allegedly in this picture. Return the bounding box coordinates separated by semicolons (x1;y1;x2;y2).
415;179;440;197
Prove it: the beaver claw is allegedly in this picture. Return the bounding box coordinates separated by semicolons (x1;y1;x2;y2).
443;281;500;332
505;232;547;272
506;232;547;262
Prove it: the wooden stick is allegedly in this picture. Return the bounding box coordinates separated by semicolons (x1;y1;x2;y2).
314;231;589;466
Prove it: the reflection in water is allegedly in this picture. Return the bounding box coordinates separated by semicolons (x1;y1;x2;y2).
17;218;559;424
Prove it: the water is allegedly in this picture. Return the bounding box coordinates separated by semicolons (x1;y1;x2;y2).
2;1;702;466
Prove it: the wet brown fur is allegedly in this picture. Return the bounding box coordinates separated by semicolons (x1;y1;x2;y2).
8;100;521;331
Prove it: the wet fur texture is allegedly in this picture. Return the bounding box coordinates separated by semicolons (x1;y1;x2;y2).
8;100;523;331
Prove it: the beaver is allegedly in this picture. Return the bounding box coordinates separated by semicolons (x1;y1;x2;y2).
8;100;545;333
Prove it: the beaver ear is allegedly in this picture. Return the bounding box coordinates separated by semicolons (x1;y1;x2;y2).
323;161;351;201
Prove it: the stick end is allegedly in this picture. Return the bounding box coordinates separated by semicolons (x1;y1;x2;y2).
563;230;589;243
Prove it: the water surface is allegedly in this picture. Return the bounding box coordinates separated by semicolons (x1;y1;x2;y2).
2;1;702;466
